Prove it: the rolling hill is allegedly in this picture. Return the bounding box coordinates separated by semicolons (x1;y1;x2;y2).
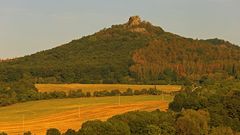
0;16;240;85
1;16;240;135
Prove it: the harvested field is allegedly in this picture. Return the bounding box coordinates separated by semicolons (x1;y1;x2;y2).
36;84;182;94
0;95;172;135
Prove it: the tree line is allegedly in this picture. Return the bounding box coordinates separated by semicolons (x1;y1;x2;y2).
0;85;172;107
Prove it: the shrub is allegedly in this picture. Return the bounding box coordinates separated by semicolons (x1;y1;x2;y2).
46;128;61;135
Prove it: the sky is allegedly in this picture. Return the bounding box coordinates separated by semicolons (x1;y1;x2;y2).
0;0;240;58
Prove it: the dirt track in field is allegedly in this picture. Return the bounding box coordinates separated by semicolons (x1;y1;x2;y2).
0;101;168;135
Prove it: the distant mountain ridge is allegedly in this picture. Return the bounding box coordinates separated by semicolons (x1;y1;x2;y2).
0;16;239;84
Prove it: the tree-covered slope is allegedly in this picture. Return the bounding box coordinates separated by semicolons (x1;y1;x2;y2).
0;16;240;84
130;34;240;82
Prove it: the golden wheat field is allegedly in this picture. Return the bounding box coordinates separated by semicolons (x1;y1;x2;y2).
0;95;171;135
36;84;182;94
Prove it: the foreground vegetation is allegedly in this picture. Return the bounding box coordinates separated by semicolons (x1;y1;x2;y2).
169;80;240;132
44;109;240;135
40;80;240;135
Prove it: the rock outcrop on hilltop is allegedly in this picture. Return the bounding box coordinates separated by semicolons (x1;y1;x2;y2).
126;16;147;33
128;16;142;26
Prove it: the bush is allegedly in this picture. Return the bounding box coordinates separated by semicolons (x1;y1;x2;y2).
86;92;91;97
68;90;85;98
23;131;32;135
122;88;133;96
175;109;209;135
79;120;130;135
0;132;7;135
63;129;76;135
210;126;234;135
110;89;121;96
46;128;61;135
143;125;161;135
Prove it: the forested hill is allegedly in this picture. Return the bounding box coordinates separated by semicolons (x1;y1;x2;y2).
0;16;240;84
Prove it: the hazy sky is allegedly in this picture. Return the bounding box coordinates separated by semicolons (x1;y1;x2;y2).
0;0;240;58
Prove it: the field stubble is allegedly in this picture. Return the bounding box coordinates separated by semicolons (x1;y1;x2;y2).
0;95;173;135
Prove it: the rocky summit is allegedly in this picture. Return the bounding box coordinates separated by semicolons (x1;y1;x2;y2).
127;16;142;26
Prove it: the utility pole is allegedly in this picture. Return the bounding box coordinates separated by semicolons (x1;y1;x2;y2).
78;106;81;118
118;94;121;106
22;114;25;134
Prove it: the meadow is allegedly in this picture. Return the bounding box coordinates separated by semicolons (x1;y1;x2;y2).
0;95;173;135
36;84;182;94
